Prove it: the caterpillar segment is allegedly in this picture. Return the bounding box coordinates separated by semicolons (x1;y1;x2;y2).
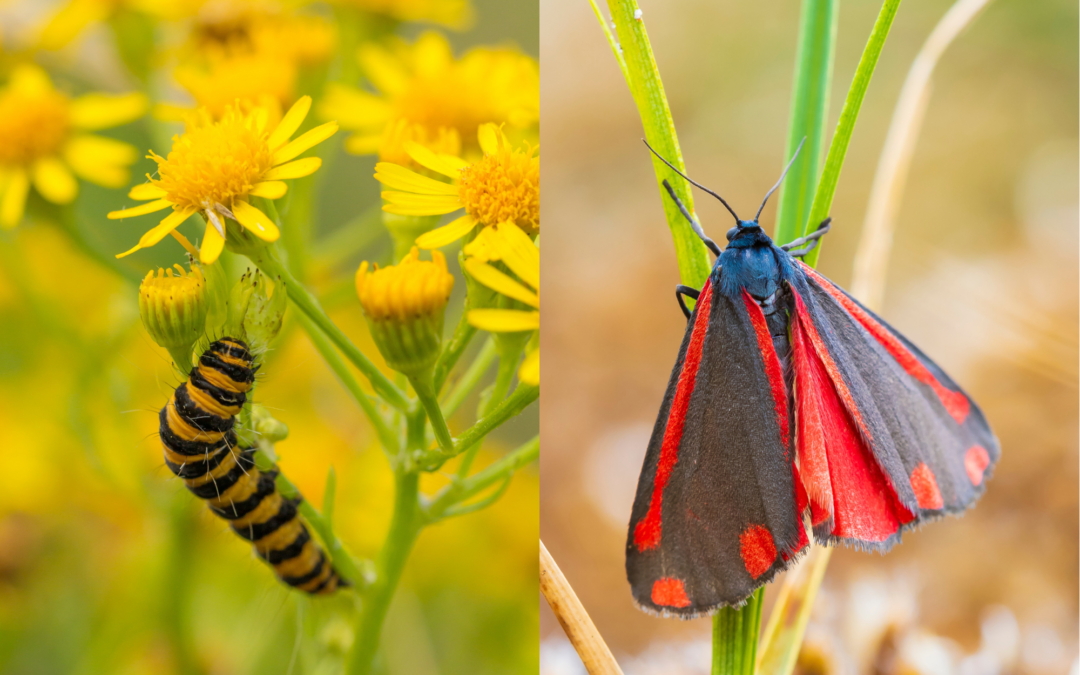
159;338;347;595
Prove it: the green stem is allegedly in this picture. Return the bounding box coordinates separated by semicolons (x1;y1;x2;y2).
162;495;200;675
773;0;839;246
426;436;539;520
802;0;904;266
441;337;497;417
457;349;521;477
416;383;539;467
434;309;479;393
408;369;455;457
603;0;711;289
712;589;764;675
295;312;400;455
272;462;370;589
248;245;409;410
346;469;422;675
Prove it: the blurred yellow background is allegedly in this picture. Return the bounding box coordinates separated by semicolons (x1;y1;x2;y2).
541;1;1077;673
0;1;538;673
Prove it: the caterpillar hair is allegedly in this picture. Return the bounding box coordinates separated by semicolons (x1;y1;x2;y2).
159;337;347;594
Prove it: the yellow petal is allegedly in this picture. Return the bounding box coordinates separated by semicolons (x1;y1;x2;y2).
519;349;539;385
374;163;458;195
128;183;166;200
381;192;462;216
232;200;280;242
345;134;383;155
273;121;338;165
467;309;540;332
263;157;321;181
0;169;29;229
108;199;172;220
200;221;226;264
317;85;390;130
478;123;500;156
116;208;194;258
358;45;410;96
70;92;148;130
249;181;288;199
403;142;467;179
415;215;475;249
37;0;109;50
267;95;312;150
488;224;539;290
463;259;539;306
31;157;78;204
153;103;193;122
65;134;138;166
8;65;52;95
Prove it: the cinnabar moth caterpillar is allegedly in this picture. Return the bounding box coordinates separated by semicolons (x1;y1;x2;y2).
627;145;999;617
160;337;346;594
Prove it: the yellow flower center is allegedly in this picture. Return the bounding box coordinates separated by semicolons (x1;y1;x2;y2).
0;87;70;165
151;106;272;210
458;145;539;232
356;248;454;322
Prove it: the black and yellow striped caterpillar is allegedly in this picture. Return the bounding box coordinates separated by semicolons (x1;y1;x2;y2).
159;337;346;594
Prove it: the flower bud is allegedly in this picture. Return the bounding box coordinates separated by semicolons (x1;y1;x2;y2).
356;247;454;374
225;269;287;352
139;264;208;352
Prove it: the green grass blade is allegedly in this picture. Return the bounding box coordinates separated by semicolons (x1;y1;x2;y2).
713;589;765;675
802;0;904;267
773;0;839;246
601;0;711;289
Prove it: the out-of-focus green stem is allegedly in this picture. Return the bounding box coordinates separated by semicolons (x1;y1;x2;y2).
416;383;538;467
434;309;479;393
408;369;455;457
773;0;839;246
248;244;409;410
803;0;904;266
712;589;764;675
295;312;399;455
600;0;711;289
442;337;496;416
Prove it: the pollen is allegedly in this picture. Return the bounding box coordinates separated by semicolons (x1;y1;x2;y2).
457;143;538;232
151;107;272;211
0;86;69;165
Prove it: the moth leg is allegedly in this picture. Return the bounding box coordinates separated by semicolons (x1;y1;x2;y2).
783;217;832;258
661;179;723;257
676;284;701;320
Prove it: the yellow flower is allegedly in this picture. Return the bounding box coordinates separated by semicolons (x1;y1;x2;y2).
463;225;539;384
320;31;538;165
186;8;335;65
0;65;146;229
356;247;455;373
331;0;472;29
108;96;337;264
374;124;538;250
168;53;297;122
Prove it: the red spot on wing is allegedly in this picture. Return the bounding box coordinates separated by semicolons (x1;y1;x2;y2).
965;445;990;486
651;577;691;608
741;290;790;449
633;281;714;552
791;290;915;542
911;463;944;510
740;525;777;579
799;263;970;424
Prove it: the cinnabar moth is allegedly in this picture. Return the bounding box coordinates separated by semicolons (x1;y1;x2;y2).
160;338;346;594
627;145;999;617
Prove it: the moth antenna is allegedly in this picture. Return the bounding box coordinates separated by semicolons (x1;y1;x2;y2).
643;139;741;224
755;137;806;221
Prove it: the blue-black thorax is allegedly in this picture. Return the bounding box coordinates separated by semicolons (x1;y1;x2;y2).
713;220;796;301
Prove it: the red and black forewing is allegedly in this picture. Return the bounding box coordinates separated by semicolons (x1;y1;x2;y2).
788;261;999;549
627;277;809;617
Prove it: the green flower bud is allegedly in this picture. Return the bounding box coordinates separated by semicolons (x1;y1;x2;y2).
225;269;287;352
356;247;454;374
139;264;207;355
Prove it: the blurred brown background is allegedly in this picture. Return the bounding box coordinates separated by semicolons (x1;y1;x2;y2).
540;0;1078;673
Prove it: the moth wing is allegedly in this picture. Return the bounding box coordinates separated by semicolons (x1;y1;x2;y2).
627;278;809;617
788;262;999;550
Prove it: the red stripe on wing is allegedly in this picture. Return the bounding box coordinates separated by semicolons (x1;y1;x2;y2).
741;291;790;449
799;263;969;424
633;281;714;552
791;289;915;542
